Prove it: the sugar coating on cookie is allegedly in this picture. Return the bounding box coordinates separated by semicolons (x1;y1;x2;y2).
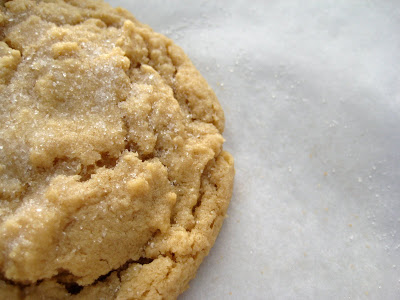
0;0;234;299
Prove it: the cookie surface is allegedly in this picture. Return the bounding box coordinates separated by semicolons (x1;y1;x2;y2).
0;0;234;299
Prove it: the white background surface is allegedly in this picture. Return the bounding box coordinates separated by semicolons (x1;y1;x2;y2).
110;1;400;299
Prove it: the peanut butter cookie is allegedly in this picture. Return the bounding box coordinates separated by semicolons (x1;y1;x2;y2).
0;0;234;299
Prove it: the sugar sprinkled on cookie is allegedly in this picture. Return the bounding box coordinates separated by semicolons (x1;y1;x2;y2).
0;0;234;299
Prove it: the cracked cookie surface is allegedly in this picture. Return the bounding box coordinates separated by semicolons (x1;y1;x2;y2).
0;0;234;299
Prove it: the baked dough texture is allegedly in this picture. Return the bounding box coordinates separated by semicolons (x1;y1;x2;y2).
0;0;234;299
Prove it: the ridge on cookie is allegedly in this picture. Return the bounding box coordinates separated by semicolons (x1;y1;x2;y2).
0;0;234;299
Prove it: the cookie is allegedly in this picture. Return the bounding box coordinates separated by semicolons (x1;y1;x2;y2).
0;0;234;299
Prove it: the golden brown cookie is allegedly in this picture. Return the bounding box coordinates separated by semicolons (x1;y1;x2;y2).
0;0;234;299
